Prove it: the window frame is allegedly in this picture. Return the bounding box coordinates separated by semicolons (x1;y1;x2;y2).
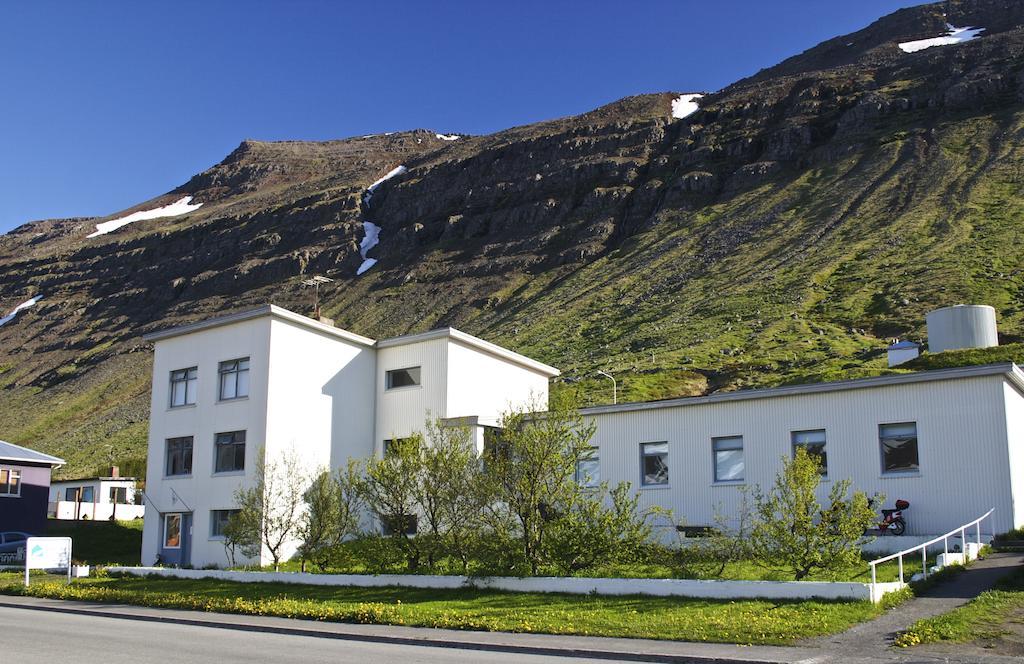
218;357;250;402
712;435;745;483
165;436;194;477
640;441;670;487
879;421;920;475
163;513;182;549
213;430;246;474
209;509;240;539
109;486;128;504
791;429;828;477
0;467;22;497
575;446;601;488
385;366;422;391
169;366;198;409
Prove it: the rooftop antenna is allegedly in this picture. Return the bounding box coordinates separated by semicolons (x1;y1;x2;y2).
301;275;333;319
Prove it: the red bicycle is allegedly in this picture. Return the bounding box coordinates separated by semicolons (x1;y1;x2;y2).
878;499;909;535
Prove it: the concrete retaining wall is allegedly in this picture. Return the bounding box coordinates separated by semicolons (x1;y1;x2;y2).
108;566;901;602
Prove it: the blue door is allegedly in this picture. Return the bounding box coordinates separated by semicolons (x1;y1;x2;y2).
159;512;192;566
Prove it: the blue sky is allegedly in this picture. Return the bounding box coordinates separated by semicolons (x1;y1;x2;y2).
0;1;923;232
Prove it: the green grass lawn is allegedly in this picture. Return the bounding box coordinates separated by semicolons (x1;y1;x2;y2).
895;567;1024;647
44;519;143;566
0;571;882;645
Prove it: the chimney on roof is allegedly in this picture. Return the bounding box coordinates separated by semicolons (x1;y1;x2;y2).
110;465;120;478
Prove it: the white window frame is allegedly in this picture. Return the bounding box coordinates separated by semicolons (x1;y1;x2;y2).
163;513;182;549
169;367;198;408
218;358;250;401
712;436;744;483
791;429;828;476
575;447;600;487
640;441;669;487
0;467;22;497
385;366;421;390
879;421;920;475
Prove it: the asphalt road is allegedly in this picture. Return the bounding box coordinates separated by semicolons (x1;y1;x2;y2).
0;604;630;664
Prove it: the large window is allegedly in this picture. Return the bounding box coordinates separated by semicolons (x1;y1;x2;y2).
214;431;246;473
880;422;919;474
385;367;421;390
169;367;197;408
165;436;193;476
109;486;129;504
576;447;600;487
792;429;828;475
641;442;669;486
218;358;250;401
163;513;182;548
0;468;21;497
210;509;240;538
64;486;94;502
712;436;744;482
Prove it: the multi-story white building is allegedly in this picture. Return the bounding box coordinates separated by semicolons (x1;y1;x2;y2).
140;305;557;567
140;304;1024;568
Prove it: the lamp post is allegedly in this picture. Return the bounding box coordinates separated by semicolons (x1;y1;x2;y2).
596;370;617;405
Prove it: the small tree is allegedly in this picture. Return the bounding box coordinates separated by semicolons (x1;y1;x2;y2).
298;459;366;572
222;503;260;567
232;446;309;571
671;496;752;579
748;447;877;580
359;435;425;571
483;392;597;575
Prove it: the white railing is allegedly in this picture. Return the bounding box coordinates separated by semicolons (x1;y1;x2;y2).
868;508;995;586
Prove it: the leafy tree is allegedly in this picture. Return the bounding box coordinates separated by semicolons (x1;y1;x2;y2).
482;393;598;575
297;460;365;572
748;447;877;580
671;496;752;579
359;435;425;571
232;446;309;571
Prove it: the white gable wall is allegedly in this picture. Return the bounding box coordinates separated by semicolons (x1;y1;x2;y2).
446;339;551;420
1003;381;1024;530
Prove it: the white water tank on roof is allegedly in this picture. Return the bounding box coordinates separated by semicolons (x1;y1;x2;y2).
925;304;998;354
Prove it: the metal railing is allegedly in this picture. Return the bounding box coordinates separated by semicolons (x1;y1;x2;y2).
868;508;995;586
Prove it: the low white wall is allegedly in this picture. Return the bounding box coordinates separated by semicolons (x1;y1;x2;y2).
49;501;145;521
108;566;890;602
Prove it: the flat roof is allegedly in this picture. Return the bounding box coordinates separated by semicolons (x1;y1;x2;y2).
143;304;559;377
51;477;137;484
0;440;65;467
579;363;1024;416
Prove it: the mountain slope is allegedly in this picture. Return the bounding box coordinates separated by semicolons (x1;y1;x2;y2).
2;0;1024;477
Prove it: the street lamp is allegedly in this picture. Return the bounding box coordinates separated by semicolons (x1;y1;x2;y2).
596;370;617;405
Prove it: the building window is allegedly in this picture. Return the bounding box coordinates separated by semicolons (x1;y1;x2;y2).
576;447;600;487
210;509;240;538
164;513;182;549
385;367;421;390
64;486;95;502
214;431;246;473
712;436;744;482
880;422;919;474
641;442;669;486
169;367;198;408
165;436;193;476
792;429;828;475
109;487;129;504
218;358;250;400
383;437;417;457
0;468;21;497
381;514;417;536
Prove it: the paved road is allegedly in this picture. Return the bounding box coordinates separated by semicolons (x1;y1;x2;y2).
0;604;634;664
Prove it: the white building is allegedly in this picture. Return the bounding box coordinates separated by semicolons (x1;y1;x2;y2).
140;305;556;567
140;305;1024;568
49;469;142;521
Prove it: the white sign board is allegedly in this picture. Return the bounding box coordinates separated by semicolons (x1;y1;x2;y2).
24;537;73;585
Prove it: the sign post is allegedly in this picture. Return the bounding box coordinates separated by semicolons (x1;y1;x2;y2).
24;537;73;586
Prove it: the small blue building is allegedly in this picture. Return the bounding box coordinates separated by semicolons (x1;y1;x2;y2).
0;440;65;535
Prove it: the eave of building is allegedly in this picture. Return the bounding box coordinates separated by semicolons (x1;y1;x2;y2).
579;362;1024;417
0;439;65;467
51;477;138;484
377;327;561;377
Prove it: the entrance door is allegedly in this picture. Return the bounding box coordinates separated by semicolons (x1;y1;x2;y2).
159;512;192;566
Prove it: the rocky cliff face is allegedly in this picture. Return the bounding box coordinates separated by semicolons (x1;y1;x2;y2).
3;0;1024;476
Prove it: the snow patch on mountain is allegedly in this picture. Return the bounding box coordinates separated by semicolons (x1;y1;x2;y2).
671;94;704;120
436;133;460;141
363;165;408;208
87;196;203;238
0;295;42;327
898;24;984;53
356;221;381;276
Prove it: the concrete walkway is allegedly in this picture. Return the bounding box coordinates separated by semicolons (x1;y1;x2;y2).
807;551;1024;663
